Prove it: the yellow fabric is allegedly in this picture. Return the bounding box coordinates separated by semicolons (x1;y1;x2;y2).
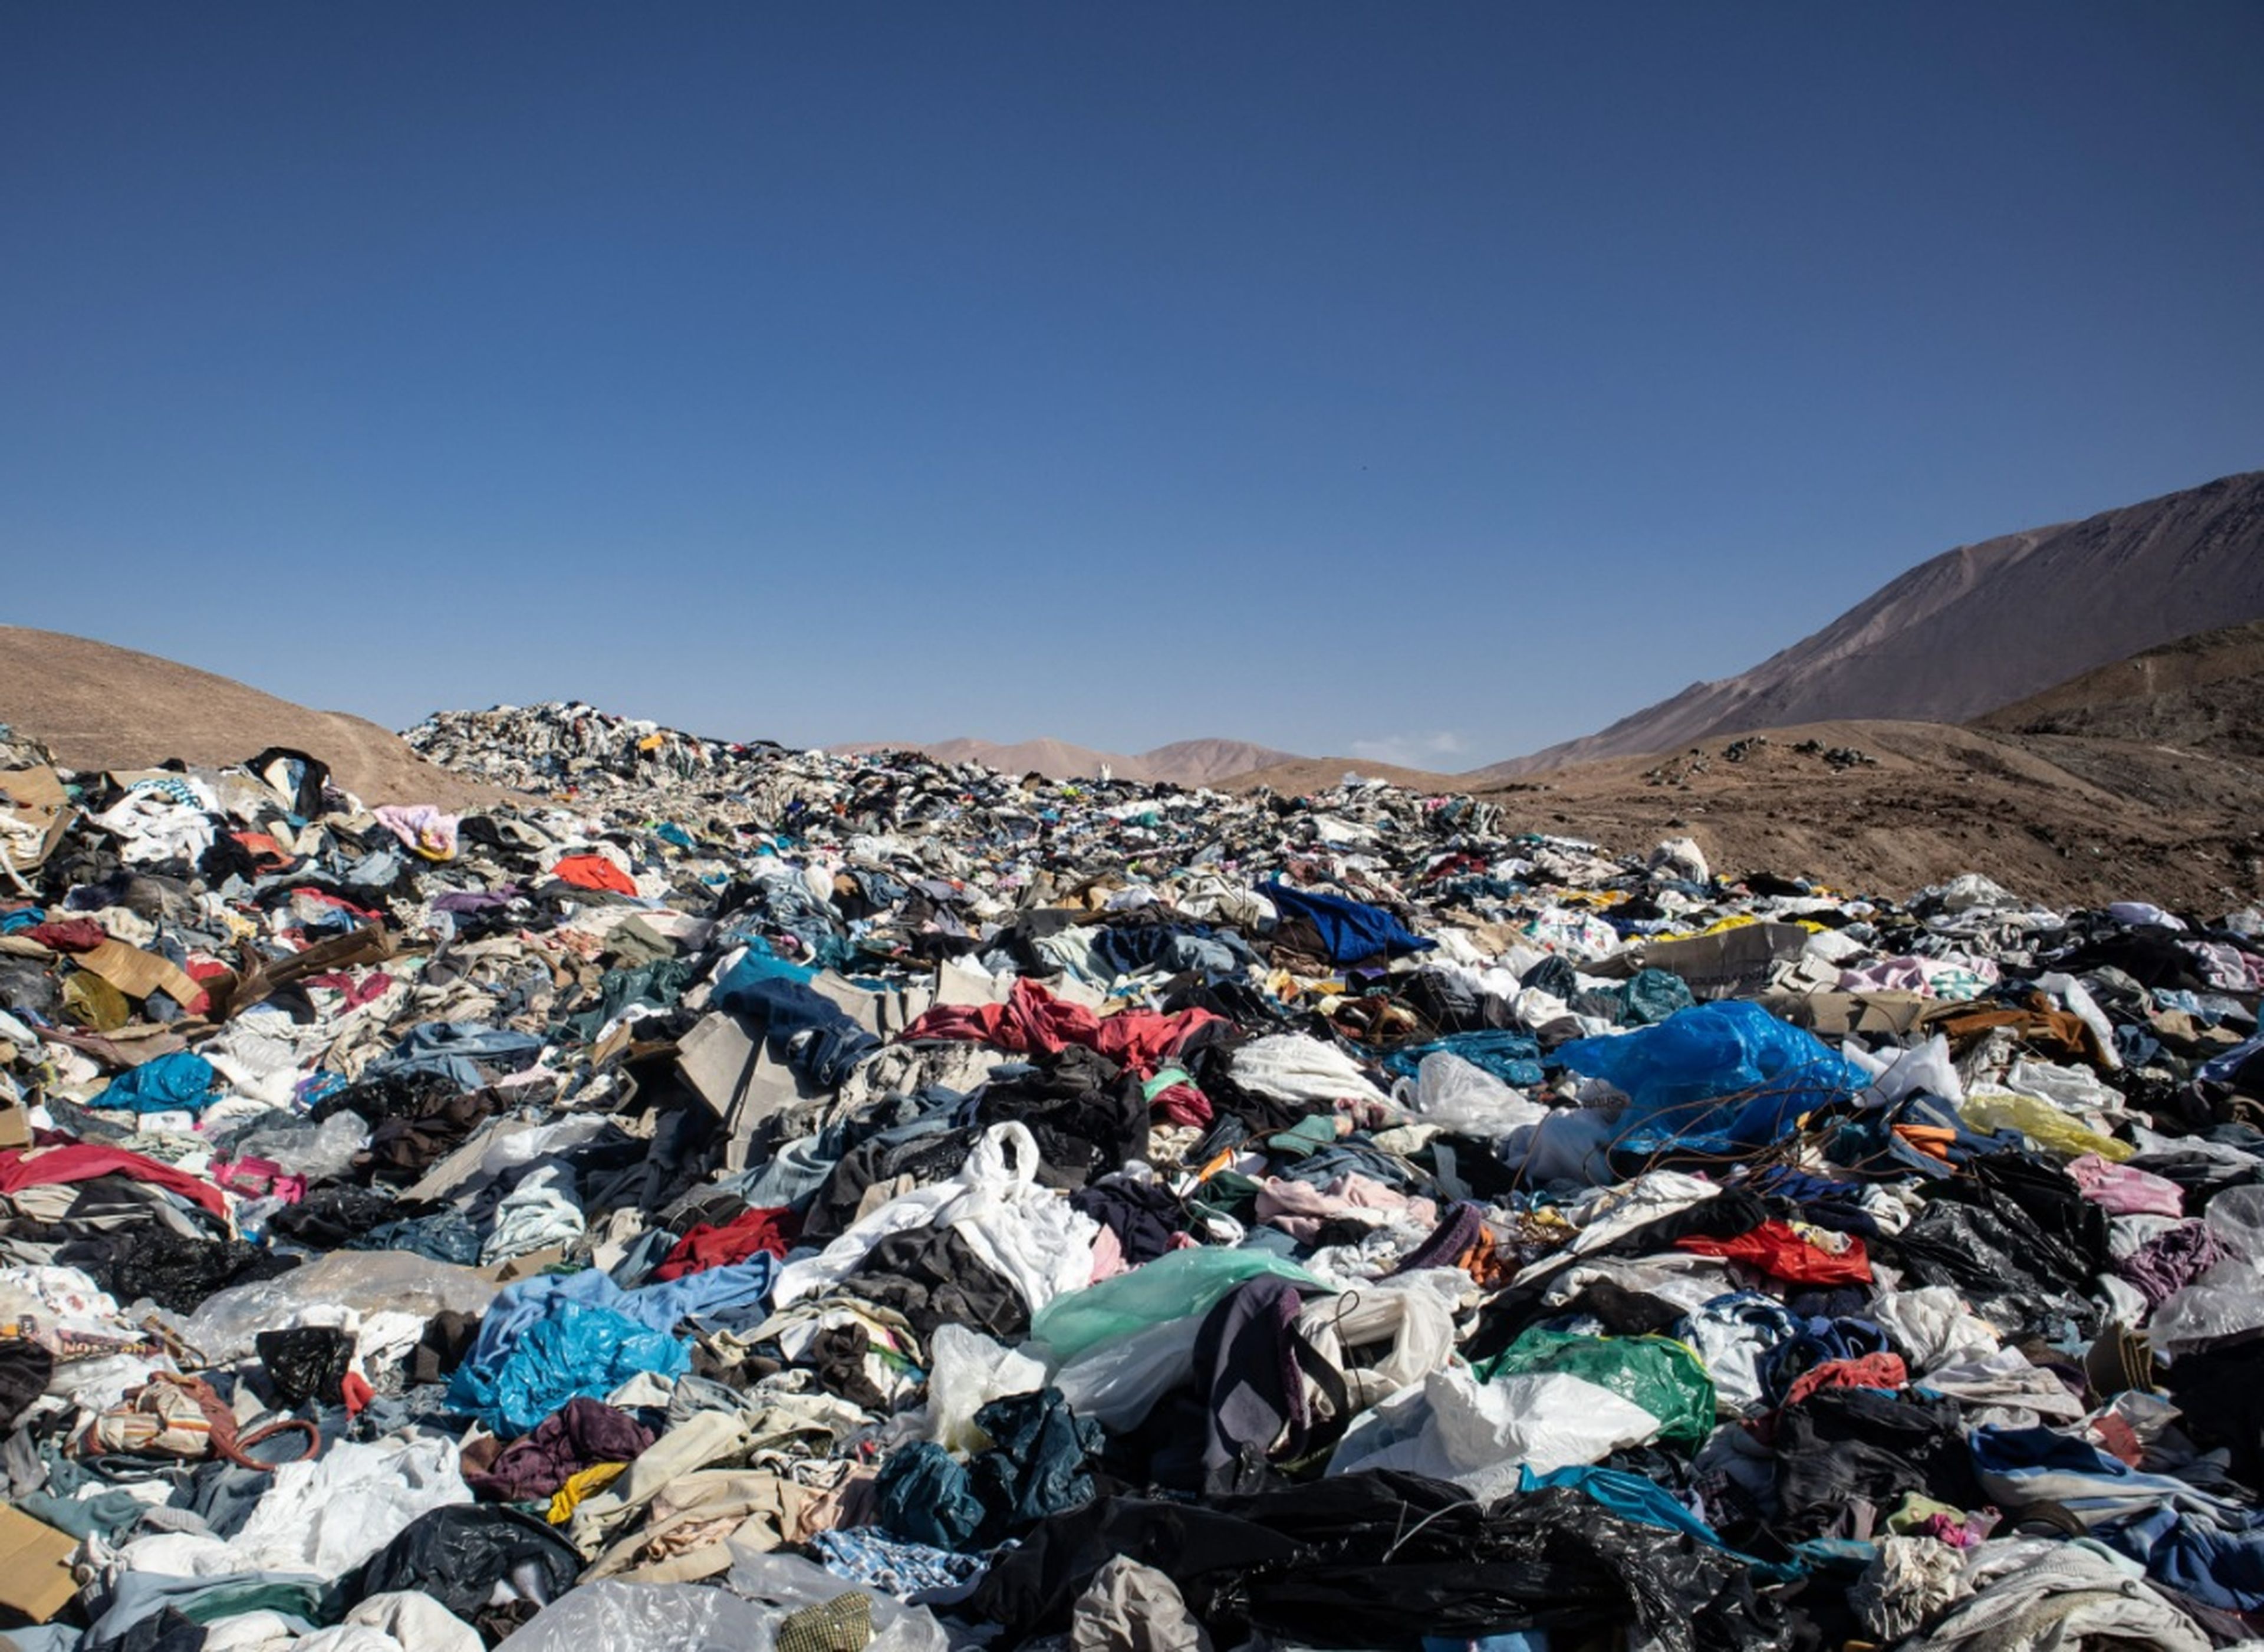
1960;1092;2134;1163
548;1459;631;1523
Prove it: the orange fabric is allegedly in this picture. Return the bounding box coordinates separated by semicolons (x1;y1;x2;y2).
552;854;638;896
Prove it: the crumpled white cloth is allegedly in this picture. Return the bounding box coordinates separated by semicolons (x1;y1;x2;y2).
771;1122;1098;1315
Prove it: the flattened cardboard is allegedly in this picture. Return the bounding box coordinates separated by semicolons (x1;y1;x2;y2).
0;1502;80;1621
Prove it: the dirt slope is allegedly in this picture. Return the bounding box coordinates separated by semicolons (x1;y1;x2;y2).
0;627;504;809
1473;720;2263;910
1973;618;2264;757
1479;469;2264;777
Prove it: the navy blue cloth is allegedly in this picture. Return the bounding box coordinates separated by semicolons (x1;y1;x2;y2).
1262;881;1434;964
713;971;880;1089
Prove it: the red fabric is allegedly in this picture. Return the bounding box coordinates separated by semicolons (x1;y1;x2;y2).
0;1144;228;1217
1675;1219;1872;1285
552;854;639;896
1149;1081;1213;1127
229;832;294;872
650;1205;801;1282
304;971;394;1007
27;919;106;953
900;978;1219;1078
1782;1352;1907;1407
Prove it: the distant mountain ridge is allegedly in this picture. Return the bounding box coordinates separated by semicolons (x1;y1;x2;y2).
1476;469;2264;777
906;735;1301;786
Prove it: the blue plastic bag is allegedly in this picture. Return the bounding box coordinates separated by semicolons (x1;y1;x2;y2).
98;1051;219;1114
1555;1001;1860;1153
448;1298;690;1436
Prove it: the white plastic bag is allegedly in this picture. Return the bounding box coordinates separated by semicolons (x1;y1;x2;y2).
1396;1052;1549;1138
924;1323;1047;1453
1325;1366;1656;1497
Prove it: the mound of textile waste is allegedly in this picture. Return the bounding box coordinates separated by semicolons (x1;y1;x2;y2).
0;700;2261;1650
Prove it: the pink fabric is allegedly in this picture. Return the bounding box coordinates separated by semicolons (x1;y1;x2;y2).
1255;1172;1437;1242
1088;1224;1128;1282
2066;1153;2184;1217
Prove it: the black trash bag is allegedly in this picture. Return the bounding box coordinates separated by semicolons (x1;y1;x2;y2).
257;1325;354;1407
311;1068;466;1128
0;1336;55;1429
265;1183;399;1248
1212;1477;1789;1652
351;1505;581;1624
1877;1196;2097;1341
109;1230;302;1315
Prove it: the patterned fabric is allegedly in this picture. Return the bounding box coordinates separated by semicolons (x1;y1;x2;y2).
775;1591;872;1652
810;1526;990;1601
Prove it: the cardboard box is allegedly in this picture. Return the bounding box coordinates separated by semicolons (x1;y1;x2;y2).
0;1502;80;1622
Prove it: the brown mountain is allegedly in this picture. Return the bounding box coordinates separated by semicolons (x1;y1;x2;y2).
1973;617;2264;758
0;626;502;809
1476;469;2264;778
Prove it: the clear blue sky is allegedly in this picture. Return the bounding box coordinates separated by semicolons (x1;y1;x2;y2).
5;4;2260;768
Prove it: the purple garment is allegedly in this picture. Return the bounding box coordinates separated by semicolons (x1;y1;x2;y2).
462;1396;654;1501
1196;1275;1307;1496
432;888;521;914
2120;1220;2227;1308
1393;1200;1485;1276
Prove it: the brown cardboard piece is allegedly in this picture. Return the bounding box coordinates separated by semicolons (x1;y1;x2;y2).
0;1502;81;1621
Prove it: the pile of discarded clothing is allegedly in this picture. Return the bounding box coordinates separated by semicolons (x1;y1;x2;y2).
1;699;2263;1651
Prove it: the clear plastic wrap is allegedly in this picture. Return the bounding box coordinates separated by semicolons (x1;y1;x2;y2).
177;1249;499;1363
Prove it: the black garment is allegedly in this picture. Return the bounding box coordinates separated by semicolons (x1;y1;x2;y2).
801;1127;974;1247
0;1337;54;1429
2049;927;2213;992
974;1047;1147;1190
841;1222;1029;1342
409;1311;482;1386
1766;1389;1980;1544
354;1089;501;1186
1193;1276;1308;1495
1069;1179;1185;1266
980;1472;1783;1652
2168;1342;2264;1495
350;1505;581;1620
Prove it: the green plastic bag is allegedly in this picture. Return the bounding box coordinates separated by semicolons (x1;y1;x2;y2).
1028;1248;1326;1364
1476;1328;1716;1449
